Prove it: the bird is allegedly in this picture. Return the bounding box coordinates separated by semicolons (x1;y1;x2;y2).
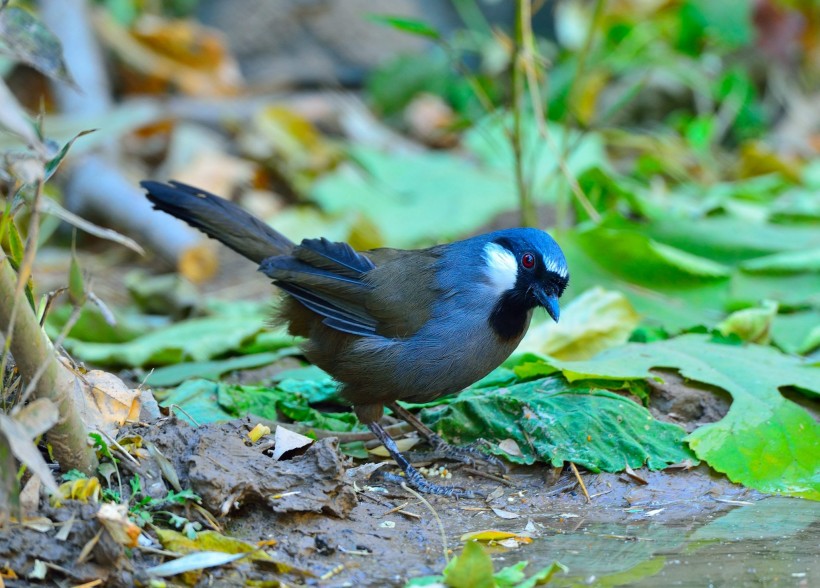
141;180;569;497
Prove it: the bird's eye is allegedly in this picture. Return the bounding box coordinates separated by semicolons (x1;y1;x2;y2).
521;252;536;269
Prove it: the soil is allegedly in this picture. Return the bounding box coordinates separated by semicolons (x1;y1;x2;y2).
7;246;813;587
0;413;762;587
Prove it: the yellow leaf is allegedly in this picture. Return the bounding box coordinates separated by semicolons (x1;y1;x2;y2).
97;503;141;548
247;423;271;444
51;477;101;506
460;529;532;544
157;529;273;564
519;287;640;360
368;437;419;457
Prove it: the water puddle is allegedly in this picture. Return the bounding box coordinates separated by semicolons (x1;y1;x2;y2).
519;497;819;586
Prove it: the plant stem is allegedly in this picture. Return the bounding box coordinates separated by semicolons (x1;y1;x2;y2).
0;256;98;475
513;0;537;227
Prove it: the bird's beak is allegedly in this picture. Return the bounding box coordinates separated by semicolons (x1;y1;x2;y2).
535;290;560;323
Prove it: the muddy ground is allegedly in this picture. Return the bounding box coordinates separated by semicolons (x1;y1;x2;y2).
4;246;815;587
0;411;768;587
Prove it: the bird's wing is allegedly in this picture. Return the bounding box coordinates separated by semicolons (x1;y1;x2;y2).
259;239;442;339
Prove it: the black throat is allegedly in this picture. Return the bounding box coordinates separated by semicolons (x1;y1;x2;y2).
488;289;532;341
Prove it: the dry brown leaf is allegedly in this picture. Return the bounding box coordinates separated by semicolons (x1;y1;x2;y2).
498;438;524;459
68;369;141;435
368;437;419;457
491;507;520;520
272;426;314;460
94;11;242;97
97;503;141;548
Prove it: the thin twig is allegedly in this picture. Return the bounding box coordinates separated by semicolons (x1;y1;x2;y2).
402;483;449;564
569;462;590;503
520;0;600;223
461;466;514;486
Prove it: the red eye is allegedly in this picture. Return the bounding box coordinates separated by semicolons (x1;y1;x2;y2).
521;252;535;269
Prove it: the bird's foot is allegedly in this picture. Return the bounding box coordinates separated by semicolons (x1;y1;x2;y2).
378;469;480;499
367;420;481;499
427;435;508;474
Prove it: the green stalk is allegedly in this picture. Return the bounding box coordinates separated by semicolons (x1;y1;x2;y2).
513;0;537;227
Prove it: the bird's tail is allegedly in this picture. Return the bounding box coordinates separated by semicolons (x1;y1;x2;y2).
141;180;294;263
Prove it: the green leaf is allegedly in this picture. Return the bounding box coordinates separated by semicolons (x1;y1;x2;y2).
156;380;234;425
513;561;567;588
44;129;95;181
740;248;820;274
367;14;441;39
312;147;520;247
717;300;777;344
61;314;270;367
493;561;527;586
558;224;730;329
464;115;607;203
797;323;820;355
45;305;158;344
635;216;819;266
443;541;495;588
519;287;641;360
156;378;355;431
367;50;472;117
550;334;820;499
422;375;695;471
0;7;76;86
144;349;299;387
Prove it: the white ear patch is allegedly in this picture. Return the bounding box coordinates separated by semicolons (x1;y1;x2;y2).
543;254;569;278
483;242;518;294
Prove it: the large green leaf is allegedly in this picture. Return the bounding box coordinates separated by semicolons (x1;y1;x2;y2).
421;376;695;472
156;378;353;431
558;224;730;329
518;287;641;360
549;334;820;499
616;216;819;266
464;116;607;202
144;349;299;387
63;314;270;367
311;147;518;247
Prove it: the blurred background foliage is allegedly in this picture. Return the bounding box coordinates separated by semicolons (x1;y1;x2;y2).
1;0;818;516
0;0;814;355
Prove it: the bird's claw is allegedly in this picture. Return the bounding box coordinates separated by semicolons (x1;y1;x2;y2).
428;435;508;474
378;471;481;499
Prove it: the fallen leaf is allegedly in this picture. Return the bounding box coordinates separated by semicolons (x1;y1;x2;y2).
368;437;419;457
51;477;101;506
345;462;388;480
272;426;313;460
497;439;523;459
0;415;58;493
145;551;251;578
519;287;641;360
247;423;271;444
624;463;648;485
97;503;140;548
71;369;141;435
491;508;520;520
485;486;505;501
460;529;532;544
18;474;41;519
95;12;242;97
20;517;53;532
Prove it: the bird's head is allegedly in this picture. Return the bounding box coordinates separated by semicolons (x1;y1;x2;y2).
481;228;569;337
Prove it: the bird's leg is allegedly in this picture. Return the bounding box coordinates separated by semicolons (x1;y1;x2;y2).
367;421;478;498
387;402;507;474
